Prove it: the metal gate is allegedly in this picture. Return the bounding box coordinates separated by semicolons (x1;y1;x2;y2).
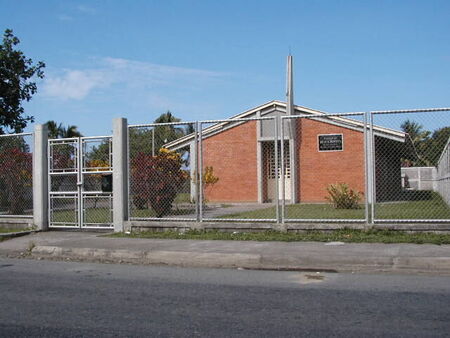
48;136;113;229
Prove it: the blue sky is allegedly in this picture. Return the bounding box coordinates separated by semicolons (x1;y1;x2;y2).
1;0;449;135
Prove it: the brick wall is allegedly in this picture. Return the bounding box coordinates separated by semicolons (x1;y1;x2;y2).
297;118;366;202
202;121;258;202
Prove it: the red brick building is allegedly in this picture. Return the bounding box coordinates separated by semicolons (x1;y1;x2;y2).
166;101;405;204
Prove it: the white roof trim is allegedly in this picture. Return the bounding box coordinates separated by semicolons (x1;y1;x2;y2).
165;101;406;150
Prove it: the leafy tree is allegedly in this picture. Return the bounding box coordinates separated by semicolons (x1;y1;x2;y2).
0;135;32;214
128;127;155;158
129;111;193;165
425;127;450;166
0;147;32;214
0;29;45;134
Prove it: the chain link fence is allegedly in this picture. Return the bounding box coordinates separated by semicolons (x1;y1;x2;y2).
128;122;197;220
437;137;450;205
282;113;368;223
0;133;33;217
126;109;450;225
199;117;278;222
372;109;450;222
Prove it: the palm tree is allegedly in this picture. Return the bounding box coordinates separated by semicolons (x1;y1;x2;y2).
45;121;82;139
62;125;82;138
153;111;185;150
45;121;64;139
400;120;431;166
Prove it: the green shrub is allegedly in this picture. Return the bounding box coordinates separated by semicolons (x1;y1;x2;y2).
131;148;187;217
326;183;362;209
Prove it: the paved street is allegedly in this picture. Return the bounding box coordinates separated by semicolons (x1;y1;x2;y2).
1;258;450;337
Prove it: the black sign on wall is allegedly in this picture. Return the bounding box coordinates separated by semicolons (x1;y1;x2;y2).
318;134;343;151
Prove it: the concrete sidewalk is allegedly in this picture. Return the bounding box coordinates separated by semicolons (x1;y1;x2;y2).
1;231;450;275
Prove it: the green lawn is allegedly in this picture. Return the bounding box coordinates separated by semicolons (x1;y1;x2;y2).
174;193;192;204
51;208;112;224
219;193;450;220
0;227;29;234
53;192;450;221
217;204;365;220
374;195;450;219
52;206;195;222
0;227;32;242
110;229;450;245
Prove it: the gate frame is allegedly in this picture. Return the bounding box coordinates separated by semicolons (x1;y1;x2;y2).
48;136;114;229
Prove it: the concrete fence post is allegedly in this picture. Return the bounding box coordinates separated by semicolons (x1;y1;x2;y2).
113;118;128;232
33;124;48;231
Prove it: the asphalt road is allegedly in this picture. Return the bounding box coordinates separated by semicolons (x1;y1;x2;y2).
1;258;449;337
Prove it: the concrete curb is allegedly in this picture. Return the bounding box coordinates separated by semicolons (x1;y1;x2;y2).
31;245;262;269
127;221;450;233
30;245;450;274
0;230;38;241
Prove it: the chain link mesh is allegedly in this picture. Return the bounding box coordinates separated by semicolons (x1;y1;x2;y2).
83;194;113;227
128;109;450;225
81;137;113;228
200;119;278;221
373;111;450;221
128;123;196;219
283;114;367;221
0;134;33;216
49;195;78;226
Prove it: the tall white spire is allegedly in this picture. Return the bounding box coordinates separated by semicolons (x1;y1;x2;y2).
286;55;294;115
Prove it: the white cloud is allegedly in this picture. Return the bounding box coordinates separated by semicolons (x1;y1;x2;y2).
104;57;223;78
57;14;74;22
43;69;110;100
42;57;226;101
76;5;96;14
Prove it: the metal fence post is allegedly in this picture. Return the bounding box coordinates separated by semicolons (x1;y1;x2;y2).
275;116;280;223
198;122;203;222
369;112;375;225
113;117;128;232
280;117;286;223
33;124;48;230
194;121;200;222
363;112;369;225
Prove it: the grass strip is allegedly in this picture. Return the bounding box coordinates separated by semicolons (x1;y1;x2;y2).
110;229;450;245
0;228;30;234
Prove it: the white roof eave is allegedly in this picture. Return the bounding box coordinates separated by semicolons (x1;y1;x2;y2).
164;101;406;149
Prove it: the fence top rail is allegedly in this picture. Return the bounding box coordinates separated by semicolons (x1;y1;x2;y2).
49;137;79;142
129;116;276;128
129;121;198;128
49;135;112;143
80;135;112;141
370;107;450;115
282;112;365;119
199;116;276;124
81;135;112;140
0;132;33;137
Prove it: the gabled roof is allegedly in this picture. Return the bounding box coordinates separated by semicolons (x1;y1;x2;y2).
165;100;405;150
